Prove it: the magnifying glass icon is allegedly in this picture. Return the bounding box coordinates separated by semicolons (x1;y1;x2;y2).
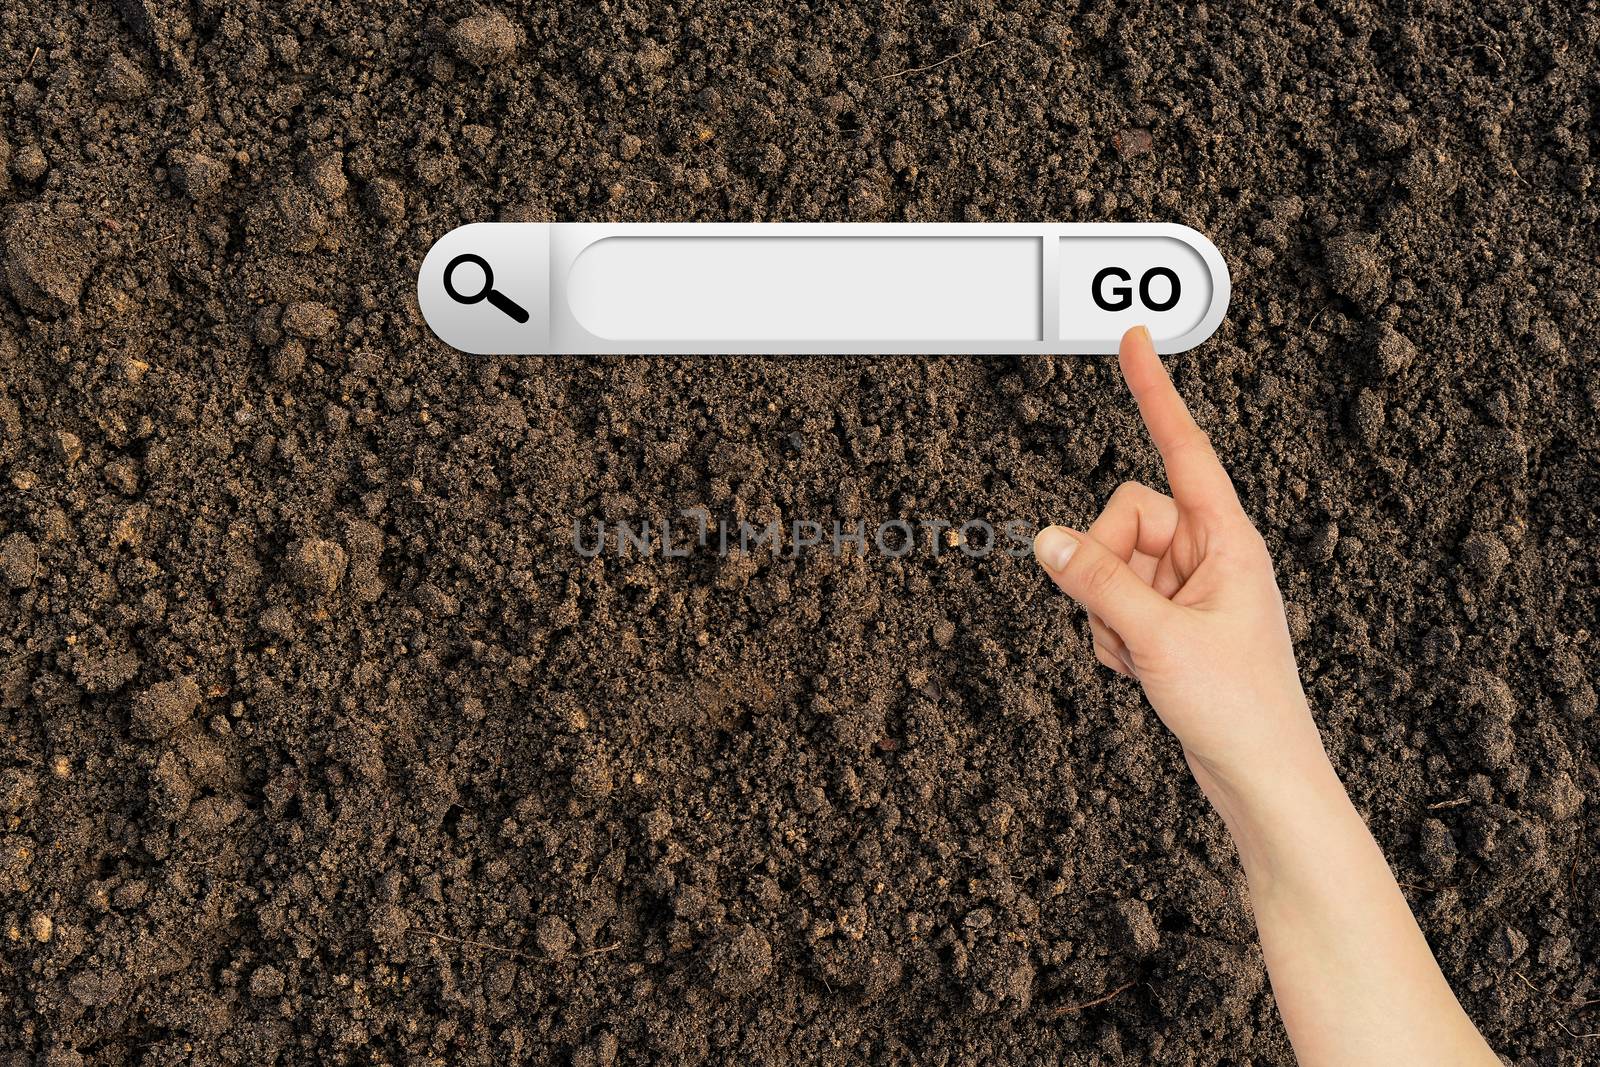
442;253;530;324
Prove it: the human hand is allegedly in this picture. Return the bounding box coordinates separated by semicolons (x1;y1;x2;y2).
1034;327;1501;1066
1033;326;1326;811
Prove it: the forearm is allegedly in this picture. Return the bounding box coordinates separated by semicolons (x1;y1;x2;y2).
1046;325;1499;1064
1203;729;1498;1066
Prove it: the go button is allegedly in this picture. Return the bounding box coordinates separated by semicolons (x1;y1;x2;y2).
417;222;1229;356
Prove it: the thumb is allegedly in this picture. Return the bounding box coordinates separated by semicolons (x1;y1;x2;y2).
1033;525;1175;638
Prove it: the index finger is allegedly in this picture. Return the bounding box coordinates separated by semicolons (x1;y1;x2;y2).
1117;325;1239;511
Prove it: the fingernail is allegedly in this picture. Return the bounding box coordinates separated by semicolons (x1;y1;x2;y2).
1133;324;1152;345
1033;525;1078;572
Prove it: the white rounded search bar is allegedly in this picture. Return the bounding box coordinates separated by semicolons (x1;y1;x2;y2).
417;223;1230;355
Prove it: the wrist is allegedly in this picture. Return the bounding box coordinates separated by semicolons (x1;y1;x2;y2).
1186;721;1349;875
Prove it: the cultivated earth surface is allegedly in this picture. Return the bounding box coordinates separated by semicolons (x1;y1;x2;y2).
1;1;1596;1063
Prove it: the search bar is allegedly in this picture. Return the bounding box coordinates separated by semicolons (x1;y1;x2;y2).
416;223;1230;355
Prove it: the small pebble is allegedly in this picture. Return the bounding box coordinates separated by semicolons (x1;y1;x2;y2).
1113;899;1160;958
285;537;347;596
1114;128;1154;157
636;42;671;75
101;55;148;101
12;146;48;183
54;431;83;466
167;151;228;201
448;13;518;66
1492;926;1529;965
1323;230;1390;308
364;177;406;222
3;206;95;317
535;915;576;958
1373;323;1416;375
132;675;202;739
306;153;347;200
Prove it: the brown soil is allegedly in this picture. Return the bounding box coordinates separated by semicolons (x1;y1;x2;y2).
1;2;1597;1064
